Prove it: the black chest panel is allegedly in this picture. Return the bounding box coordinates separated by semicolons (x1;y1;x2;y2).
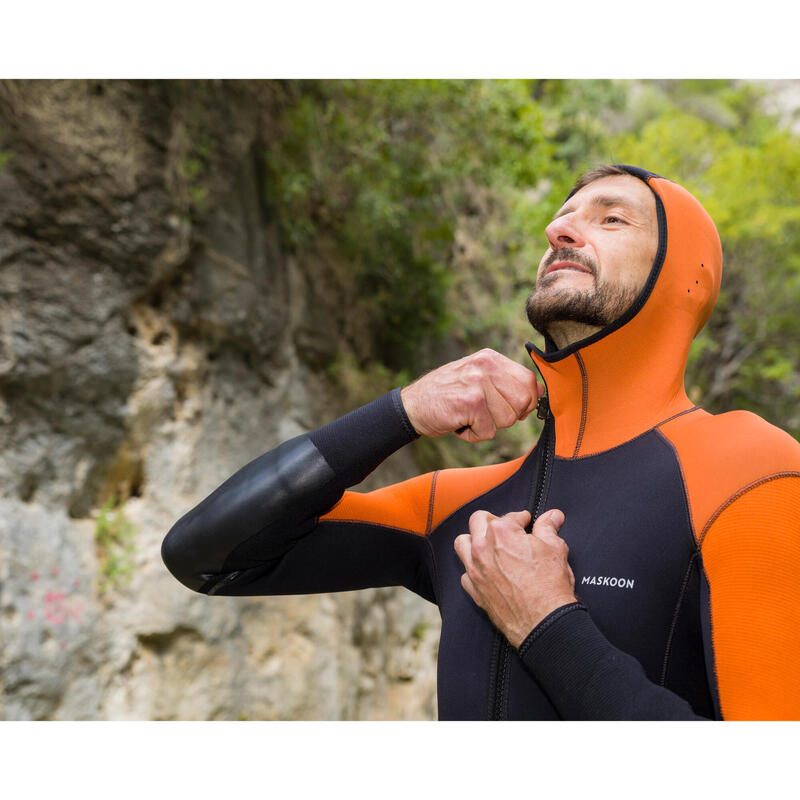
430;431;715;720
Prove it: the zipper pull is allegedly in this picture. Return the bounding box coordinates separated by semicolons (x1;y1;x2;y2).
536;394;550;420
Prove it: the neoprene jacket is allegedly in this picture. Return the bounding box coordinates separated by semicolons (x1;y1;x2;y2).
161;165;800;720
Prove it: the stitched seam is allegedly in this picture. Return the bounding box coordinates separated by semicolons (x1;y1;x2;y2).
654;428;699;548
698;472;800;547
428;446;537;535
699;557;723;720
425;535;443;608
659;551;698;686
658;405;700;427
572;351;588;458
518;601;588;658
558;406;701;462
425;471;439;536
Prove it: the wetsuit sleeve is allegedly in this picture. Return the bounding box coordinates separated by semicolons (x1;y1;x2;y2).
161;388;436;600
700;474;800;720
516;603;705;720
518;474;800;720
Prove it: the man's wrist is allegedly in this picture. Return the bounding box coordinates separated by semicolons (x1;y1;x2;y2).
515;598;583;653
399;384;422;435
392;386;420;440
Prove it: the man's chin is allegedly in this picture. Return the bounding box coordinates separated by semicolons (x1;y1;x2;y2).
527;291;604;334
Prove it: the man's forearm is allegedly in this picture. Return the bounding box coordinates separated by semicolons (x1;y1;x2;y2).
518;603;707;720
161;388;418;593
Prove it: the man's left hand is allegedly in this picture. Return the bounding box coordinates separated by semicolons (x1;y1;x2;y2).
454;508;577;649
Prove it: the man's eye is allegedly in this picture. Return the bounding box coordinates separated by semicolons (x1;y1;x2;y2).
604;215;625;224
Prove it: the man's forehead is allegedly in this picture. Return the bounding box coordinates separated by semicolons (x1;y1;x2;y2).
553;174;655;221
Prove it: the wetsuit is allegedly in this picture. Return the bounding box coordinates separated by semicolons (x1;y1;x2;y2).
161;166;800;720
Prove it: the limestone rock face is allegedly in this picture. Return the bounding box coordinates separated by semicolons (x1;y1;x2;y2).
0;80;440;720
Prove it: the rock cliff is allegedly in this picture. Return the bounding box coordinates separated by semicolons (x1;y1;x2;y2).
0;80;440;719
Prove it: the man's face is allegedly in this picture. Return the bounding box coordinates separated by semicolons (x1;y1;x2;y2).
526;174;659;341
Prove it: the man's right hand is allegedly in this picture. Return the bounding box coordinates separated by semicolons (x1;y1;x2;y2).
400;348;545;442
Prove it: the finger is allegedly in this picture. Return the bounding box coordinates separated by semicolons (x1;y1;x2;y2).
482;510;531;546
482;382;523;431
453;533;474;570
532;509;566;544
469;509;496;532
456;384;501;442
481;353;543;413
460;571;481;605
488;366;542;420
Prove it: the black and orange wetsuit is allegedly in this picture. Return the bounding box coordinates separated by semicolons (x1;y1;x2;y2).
161;166;800;720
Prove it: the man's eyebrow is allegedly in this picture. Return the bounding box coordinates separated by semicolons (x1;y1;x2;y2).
552;194;646;221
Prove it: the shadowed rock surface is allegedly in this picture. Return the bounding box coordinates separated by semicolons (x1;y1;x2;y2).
0;80;440;720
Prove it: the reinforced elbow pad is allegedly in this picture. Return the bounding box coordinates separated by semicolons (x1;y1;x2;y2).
161;434;340;592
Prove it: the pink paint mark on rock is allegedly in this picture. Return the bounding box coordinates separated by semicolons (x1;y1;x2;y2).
50;567;59;576
27;610;37;620
60;641;67;650
72;579;80;588
30;572;40;581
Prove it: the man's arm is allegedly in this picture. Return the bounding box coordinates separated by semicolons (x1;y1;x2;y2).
457;478;800;720
161;388;421;595
161;349;543;598
455;507;707;720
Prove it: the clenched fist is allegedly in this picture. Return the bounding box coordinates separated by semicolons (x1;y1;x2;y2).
400;348;545;442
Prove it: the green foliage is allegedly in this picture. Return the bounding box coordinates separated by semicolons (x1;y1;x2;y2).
605;81;800;436
265;79;800;450
264;80;555;370
94;496;136;594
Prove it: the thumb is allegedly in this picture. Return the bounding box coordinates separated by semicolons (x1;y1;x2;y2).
533;508;565;539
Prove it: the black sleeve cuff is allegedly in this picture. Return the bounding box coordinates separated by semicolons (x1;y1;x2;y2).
308;388;419;488
517;602;705;720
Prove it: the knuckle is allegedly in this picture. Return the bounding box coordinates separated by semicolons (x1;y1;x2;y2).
469;510;488;527
462;365;483;383
500;408;518;428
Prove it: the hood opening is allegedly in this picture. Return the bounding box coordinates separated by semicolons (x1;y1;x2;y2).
533;165;670;362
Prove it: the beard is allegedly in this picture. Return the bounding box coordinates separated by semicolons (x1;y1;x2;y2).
525;248;641;339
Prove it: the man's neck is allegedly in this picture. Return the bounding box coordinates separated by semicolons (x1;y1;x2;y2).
546;320;604;350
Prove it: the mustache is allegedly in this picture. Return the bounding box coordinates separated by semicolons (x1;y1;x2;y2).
542;247;598;277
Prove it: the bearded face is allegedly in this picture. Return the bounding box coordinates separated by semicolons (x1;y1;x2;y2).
525;246;641;340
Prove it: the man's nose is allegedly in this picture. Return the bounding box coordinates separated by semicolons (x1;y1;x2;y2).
545;215;586;250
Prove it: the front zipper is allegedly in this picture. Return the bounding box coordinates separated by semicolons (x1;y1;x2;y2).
487;395;554;720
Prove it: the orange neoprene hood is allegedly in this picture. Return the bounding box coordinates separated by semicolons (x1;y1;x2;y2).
527;165;724;458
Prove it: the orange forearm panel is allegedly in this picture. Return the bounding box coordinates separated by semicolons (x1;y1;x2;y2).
701;475;800;720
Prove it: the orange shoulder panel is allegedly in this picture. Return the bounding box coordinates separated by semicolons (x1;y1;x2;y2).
321;450;531;535
700;475;800;720
320;471;436;535
658;409;800;540
429;452;529;531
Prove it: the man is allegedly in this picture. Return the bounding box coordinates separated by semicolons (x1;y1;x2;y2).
161;164;800;720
